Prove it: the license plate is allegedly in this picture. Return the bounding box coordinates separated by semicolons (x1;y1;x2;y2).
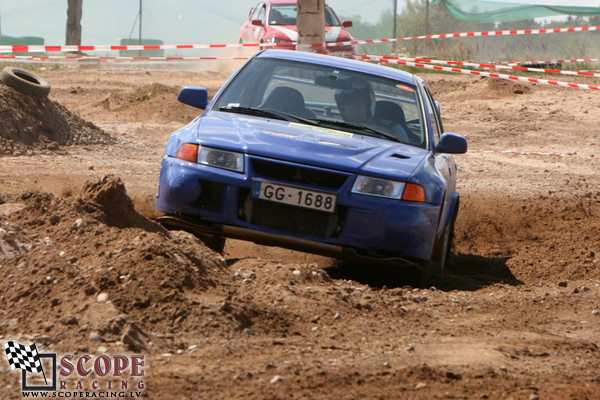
252;180;337;213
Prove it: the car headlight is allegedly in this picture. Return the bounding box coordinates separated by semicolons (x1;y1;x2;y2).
175;144;245;173
352;176;404;199
198;147;244;173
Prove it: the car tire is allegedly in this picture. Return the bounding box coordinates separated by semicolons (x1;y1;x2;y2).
0;67;51;98
418;201;458;286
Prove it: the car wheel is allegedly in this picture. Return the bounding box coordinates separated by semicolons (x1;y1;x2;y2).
194;233;226;253
0;67;51;98
432;220;452;274
418;202;458;286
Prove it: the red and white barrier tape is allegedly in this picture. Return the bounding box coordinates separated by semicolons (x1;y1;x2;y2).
0;54;600;77
320;25;600;49
0;55;249;61
0;42;288;54
350;54;600;91
0;25;598;54
4;53;598;78
504;57;600;66
355;54;600;78
468;149;600;160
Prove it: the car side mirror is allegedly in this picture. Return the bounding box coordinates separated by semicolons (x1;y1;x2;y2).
178;87;208;110
434;133;467;154
252;19;263;27
342;20;353;28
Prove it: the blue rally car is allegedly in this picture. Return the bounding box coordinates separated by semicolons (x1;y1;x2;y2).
155;49;467;282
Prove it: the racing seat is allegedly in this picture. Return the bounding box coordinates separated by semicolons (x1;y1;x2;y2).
374;101;407;127
374;100;420;144
260;86;316;119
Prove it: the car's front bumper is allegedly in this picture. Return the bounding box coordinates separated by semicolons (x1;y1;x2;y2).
155;155;441;262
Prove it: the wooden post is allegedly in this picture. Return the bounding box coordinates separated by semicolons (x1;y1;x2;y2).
297;0;325;52
66;0;83;45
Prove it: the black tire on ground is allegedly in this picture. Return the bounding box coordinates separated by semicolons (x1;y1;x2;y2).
417;201;459;286
0;67;51;98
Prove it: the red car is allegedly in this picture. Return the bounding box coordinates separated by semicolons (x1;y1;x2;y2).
239;0;355;53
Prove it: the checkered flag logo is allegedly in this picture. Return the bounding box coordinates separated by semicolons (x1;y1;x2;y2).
3;341;44;374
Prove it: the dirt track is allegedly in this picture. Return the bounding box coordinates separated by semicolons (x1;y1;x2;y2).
0;63;599;399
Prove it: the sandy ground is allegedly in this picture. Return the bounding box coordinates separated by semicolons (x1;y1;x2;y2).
0;60;599;399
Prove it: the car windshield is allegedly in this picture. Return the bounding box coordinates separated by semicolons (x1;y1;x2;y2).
213;57;426;148
269;4;341;26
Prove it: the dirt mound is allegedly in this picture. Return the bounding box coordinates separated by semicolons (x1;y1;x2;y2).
427;75;531;101
426;77;473;96
0;84;114;156
97;83;176;111
2;69;600;400
77;175;164;232
95;83;199;123
0;176;230;354
453;191;600;283
485;77;533;96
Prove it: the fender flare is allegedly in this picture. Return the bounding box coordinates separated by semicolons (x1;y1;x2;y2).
437;191;460;239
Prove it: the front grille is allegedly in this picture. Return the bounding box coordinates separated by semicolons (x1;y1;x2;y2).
238;189;344;238
251;159;348;189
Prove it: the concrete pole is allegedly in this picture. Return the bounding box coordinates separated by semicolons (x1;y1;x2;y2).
393;0;397;38
297;0;325;52
66;0;83;45
139;0;143;45
393;0;397;53
425;0;430;36
139;0;142;57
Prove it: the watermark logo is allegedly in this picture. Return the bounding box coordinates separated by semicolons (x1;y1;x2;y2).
4;341;56;391
4;340;144;397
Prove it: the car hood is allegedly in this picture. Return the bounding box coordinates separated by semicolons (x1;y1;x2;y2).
268;26;346;42
192;111;427;179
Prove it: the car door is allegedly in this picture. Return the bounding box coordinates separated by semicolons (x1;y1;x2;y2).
240;6;256;43
421;83;457;229
424;85;453;184
251;2;267;43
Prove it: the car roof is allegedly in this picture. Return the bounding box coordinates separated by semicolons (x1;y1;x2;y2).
255;50;417;85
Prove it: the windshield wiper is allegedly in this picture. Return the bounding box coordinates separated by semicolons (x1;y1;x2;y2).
218;106;288;120
218;108;401;142
311;119;401;142
218;106;320;126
